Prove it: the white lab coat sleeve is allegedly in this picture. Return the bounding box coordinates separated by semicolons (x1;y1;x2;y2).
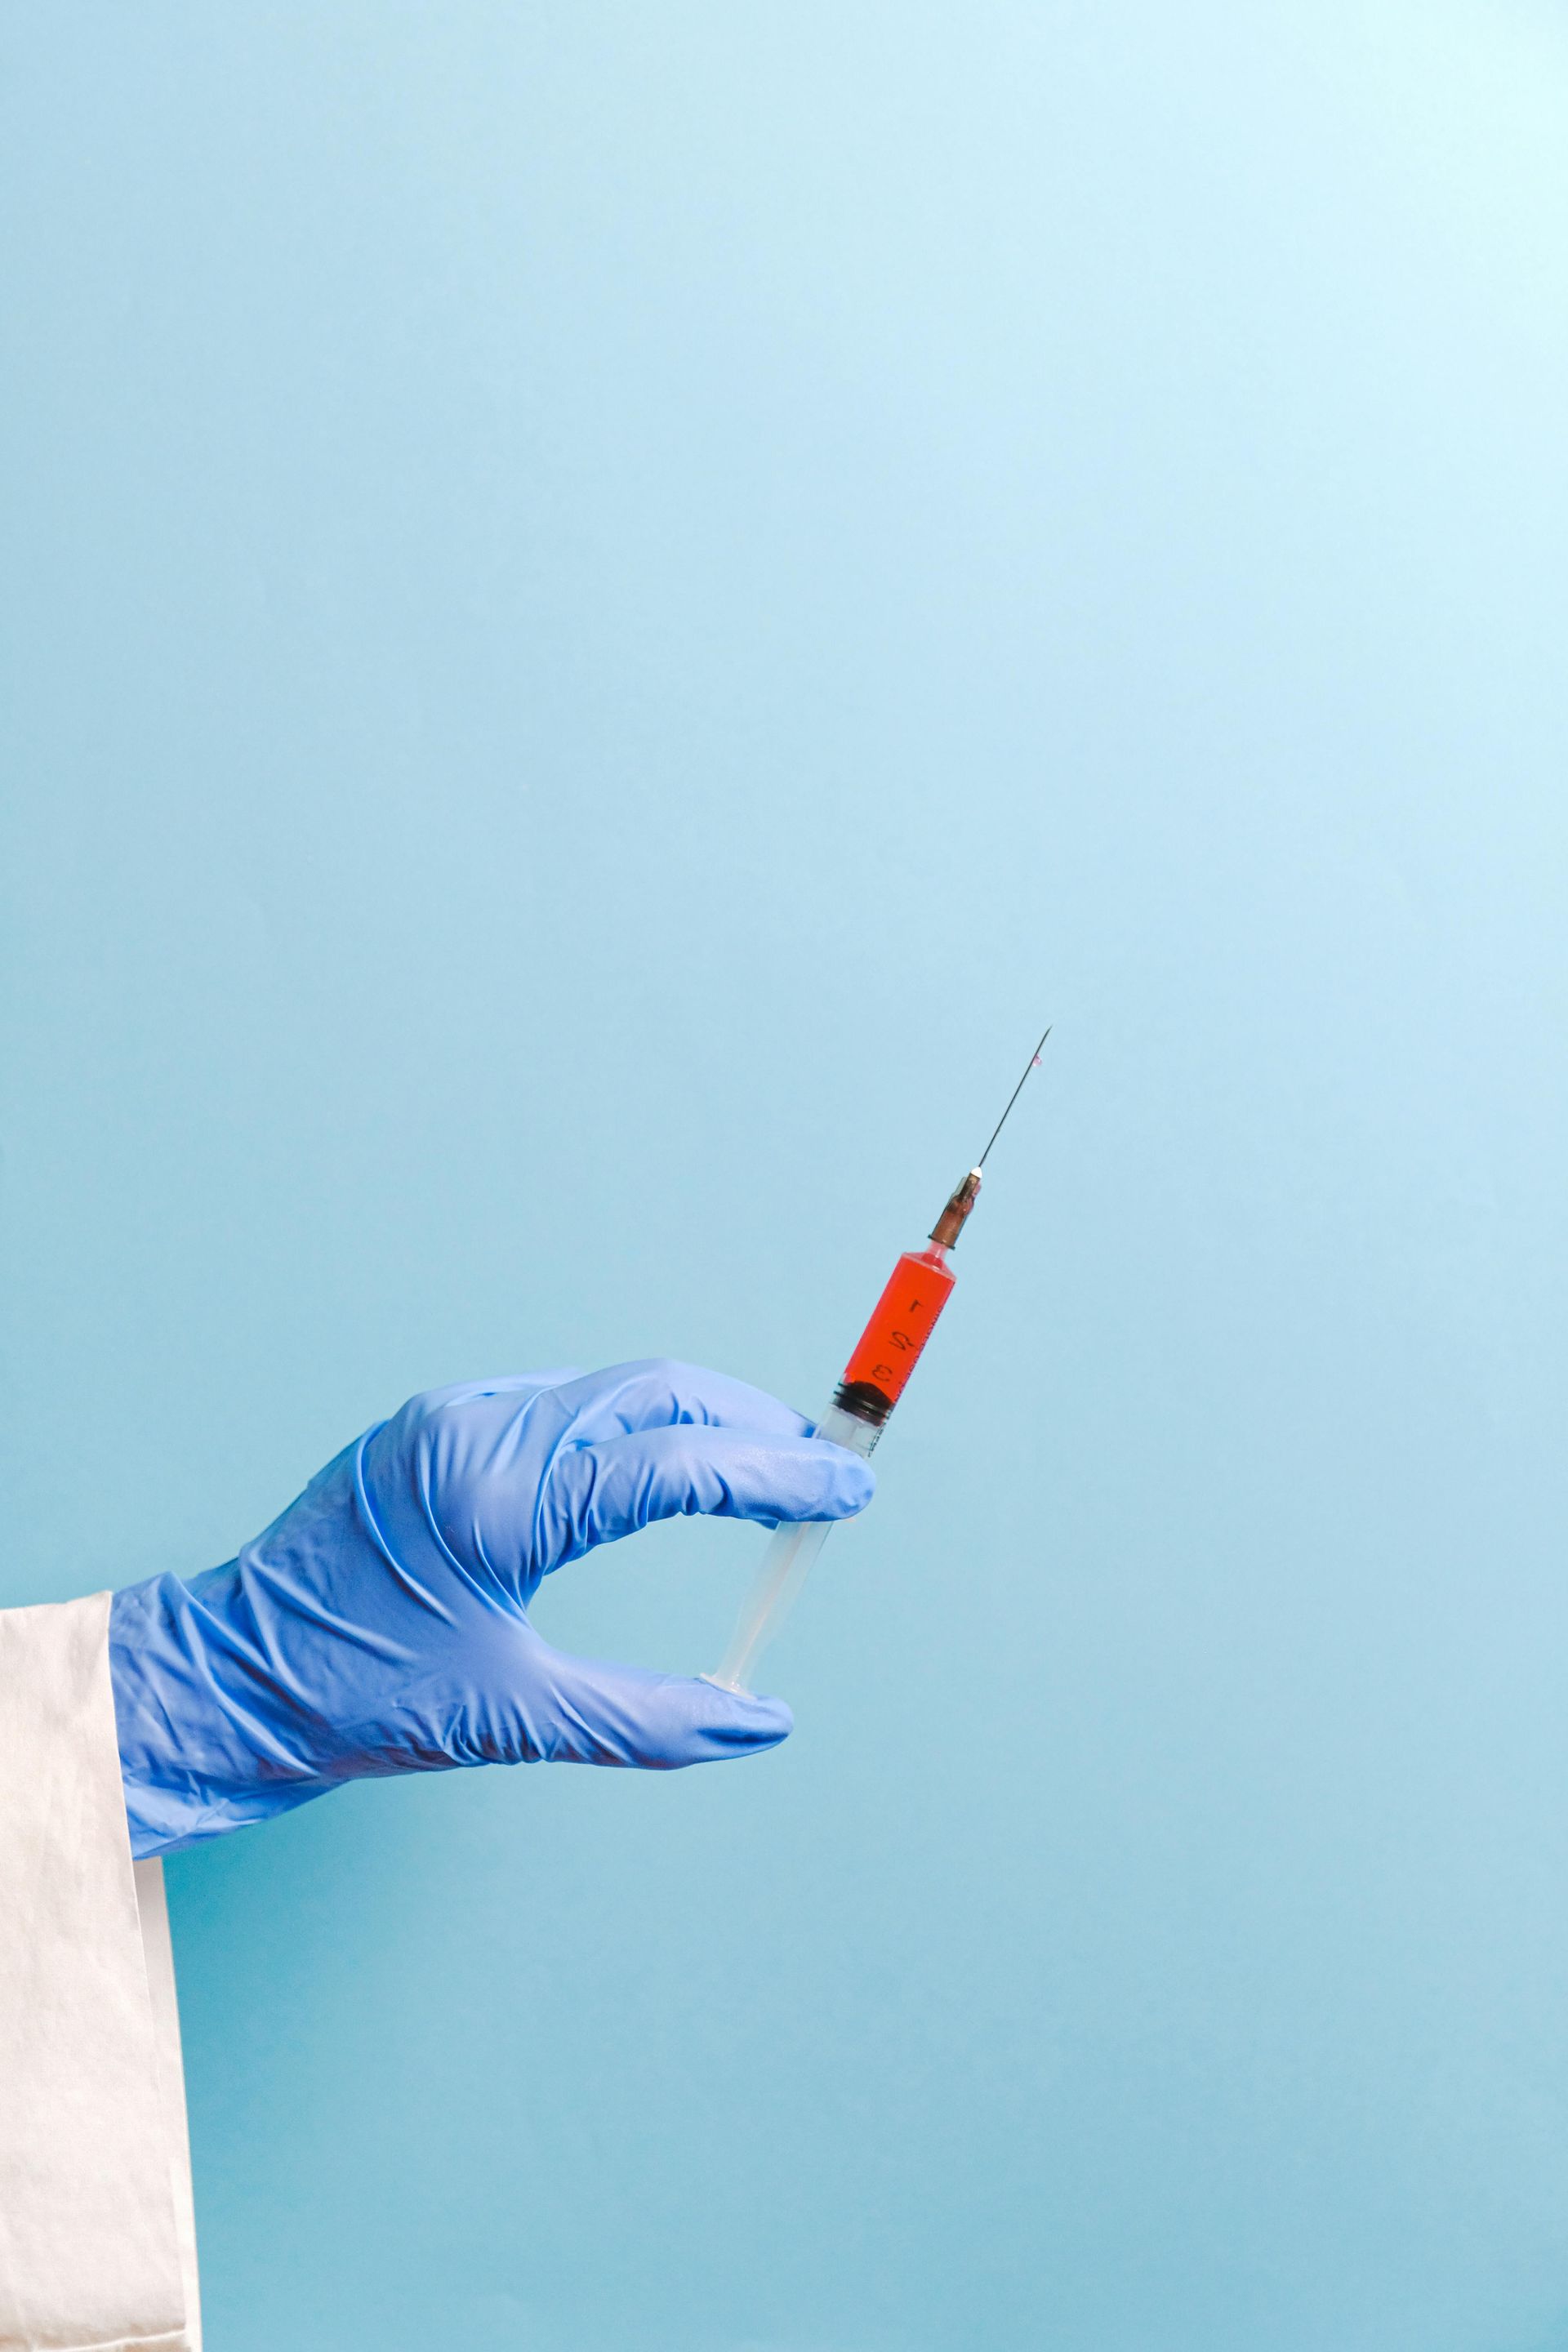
0;1593;201;2352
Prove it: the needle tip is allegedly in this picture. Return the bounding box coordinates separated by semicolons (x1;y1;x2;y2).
974;1024;1052;1169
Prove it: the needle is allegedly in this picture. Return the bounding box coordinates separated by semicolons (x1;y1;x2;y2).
976;1026;1052;1169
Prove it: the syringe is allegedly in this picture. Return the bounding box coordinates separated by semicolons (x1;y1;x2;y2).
708;1029;1049;1694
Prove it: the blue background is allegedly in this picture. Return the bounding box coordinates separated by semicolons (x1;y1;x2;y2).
4;5;1568;2345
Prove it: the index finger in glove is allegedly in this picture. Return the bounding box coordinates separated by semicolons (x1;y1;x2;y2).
545;1358;817;1446
539;1421;875;1572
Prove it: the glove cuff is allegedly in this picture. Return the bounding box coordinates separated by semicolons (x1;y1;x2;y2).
109;1572;338;1858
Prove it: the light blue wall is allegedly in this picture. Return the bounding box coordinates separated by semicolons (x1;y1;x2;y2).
5;6;1568;2345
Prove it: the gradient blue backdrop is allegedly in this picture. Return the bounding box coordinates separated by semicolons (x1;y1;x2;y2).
5;6;1568;2346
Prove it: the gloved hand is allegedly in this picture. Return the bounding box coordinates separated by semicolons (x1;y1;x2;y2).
109;1361;874;1858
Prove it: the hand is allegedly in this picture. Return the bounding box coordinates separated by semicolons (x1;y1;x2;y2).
108;1361;874;1857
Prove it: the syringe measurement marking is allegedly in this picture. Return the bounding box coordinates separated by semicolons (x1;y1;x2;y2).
865;1299;933;1384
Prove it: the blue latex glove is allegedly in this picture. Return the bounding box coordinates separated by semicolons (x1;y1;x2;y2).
109;1361;874;1858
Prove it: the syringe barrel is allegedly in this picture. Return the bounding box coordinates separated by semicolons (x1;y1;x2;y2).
831;1243;956;1433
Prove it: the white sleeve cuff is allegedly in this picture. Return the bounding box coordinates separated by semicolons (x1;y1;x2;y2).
0;1593;201;2351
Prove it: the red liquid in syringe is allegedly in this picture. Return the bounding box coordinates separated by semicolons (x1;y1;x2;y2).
838;1249;955;1414
830;1168;980;1437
